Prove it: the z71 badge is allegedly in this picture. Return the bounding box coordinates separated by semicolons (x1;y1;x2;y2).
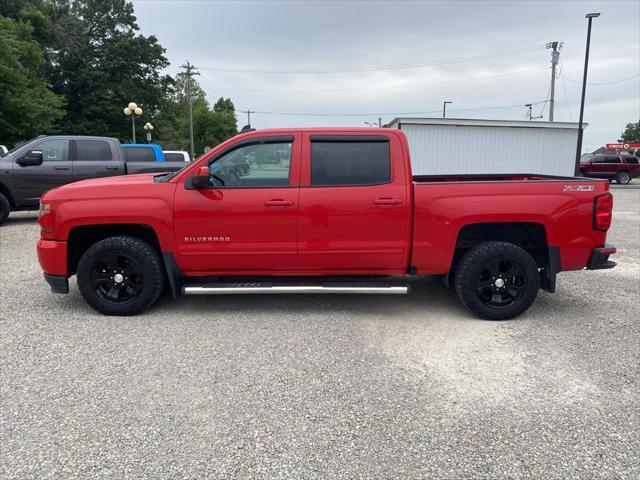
564;185;595;192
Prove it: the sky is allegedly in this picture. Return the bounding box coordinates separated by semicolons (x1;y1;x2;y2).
132;0;640;151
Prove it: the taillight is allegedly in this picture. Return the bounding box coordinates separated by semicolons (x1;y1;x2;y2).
593;193;613;231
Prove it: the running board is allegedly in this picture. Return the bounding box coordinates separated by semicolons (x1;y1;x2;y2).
183;284;409;295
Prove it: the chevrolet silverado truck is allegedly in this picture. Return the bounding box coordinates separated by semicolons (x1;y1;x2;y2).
36;128;617;320
0;136;187;224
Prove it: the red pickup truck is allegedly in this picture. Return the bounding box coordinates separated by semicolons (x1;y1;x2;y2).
37;128;616;320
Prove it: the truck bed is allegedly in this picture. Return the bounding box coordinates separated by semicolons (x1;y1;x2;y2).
410;174;610;275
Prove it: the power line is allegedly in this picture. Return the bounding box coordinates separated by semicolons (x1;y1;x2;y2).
559;73;640;86
236;101;547;118
199;68;546;95
198;44;547;75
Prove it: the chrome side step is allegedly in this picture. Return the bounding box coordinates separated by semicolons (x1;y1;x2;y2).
183;284;409;295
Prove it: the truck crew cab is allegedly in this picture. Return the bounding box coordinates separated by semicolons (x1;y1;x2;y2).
37;128;616;320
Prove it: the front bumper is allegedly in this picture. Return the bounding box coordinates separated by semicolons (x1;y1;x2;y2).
37;239;69;293
44;273;69;294
587;245;617;270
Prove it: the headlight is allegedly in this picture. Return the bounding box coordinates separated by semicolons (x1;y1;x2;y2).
38;202;53;233
38;202;50;218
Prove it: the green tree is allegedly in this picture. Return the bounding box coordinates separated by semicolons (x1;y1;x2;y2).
0;14;64;146
45;0;171;141
619;120;640;143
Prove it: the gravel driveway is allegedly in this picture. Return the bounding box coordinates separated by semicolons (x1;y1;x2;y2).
1;187;638;479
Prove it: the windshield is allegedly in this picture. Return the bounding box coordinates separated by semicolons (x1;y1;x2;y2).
3;138;37;157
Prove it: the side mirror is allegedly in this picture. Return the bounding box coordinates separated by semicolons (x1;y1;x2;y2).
190;166;211;189
17;150;43;166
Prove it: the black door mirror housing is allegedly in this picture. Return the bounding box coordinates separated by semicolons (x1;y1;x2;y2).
17;150;43;166
191;175;212;189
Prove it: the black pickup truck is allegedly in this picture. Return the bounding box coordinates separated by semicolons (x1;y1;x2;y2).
0;135;187;224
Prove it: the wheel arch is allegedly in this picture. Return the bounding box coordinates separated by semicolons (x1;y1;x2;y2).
67;224;162;276
0;182;15;208
447;221;557;292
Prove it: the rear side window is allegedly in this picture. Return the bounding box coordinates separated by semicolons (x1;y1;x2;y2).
623;156;639;164
124;147;155;162
76;140;112;161
310;139;391;186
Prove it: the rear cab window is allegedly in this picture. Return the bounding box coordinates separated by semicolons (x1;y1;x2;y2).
124;147;156;162
309;136;391;186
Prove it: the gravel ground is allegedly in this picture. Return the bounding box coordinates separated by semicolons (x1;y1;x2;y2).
1;187;638;479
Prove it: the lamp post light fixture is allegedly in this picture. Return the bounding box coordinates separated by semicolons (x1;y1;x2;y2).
123;102;143;143
443;101;452;118
143;122;154;143
575;12;600;174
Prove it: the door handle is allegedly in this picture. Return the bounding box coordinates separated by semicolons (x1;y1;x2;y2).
374;197;402;206
105;166;119;170
54;166;69;170
265;199;294;207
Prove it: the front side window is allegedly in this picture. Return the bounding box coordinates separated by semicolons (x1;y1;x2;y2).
602;156;622;164
35;139;69;162
209;141;292;188
124;147;156;162
76;140;112;161
310;140;391;186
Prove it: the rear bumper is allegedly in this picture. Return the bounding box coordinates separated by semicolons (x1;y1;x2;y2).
587;245;617;270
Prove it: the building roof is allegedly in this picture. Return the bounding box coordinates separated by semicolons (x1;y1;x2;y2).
386;117;586;130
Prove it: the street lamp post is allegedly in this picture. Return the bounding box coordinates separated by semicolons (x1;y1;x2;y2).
575;12;600;175
143;122;154;143
123;102;143;143
443;101;452;118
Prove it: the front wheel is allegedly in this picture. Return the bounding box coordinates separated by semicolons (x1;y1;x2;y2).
616;171;631;184
0;192;10;225
454;241;540;320
77;236;165;315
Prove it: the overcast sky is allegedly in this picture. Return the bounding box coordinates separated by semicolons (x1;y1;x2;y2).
132;0;639;151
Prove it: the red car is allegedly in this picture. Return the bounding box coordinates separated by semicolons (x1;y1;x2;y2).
580;153;640;184
37;128;616;320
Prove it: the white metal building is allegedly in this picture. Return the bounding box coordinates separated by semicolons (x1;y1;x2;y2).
386;117;584;176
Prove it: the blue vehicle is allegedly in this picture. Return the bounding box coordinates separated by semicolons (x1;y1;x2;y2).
121;143;165;162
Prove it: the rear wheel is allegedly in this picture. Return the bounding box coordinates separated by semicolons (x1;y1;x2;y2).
616;171;631;184
77;236;164;315
0;193;10;225
454;241;539;320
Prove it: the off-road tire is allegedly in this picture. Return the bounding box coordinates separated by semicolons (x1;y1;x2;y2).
454;241;539;320
77;236;164;315
616;171;631;185
0;193;10;225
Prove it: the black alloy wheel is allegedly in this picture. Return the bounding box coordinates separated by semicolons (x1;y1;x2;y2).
454;241;539;320
77;236;164;315
90;251;143;304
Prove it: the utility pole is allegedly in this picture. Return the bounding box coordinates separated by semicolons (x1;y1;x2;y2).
443;101;452;118
241;109;255;128
180;61;199;160
378;117;382;127
546;41;561;121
